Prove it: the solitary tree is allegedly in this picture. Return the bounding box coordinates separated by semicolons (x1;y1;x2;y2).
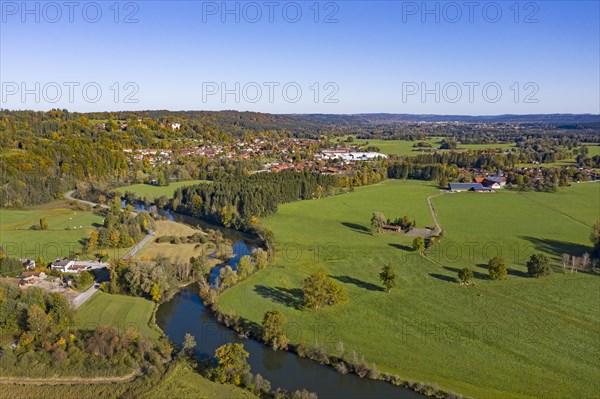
439;177;449;189
379;263;397;292
214;343;251;385
371;212;386;234
591;219;600;257
412;237;425;255
458;267;473;285
561;253;570;274
488;256;507;280
262;310;288;350
526;253;551;278
301;270;348;309
182;333;197;356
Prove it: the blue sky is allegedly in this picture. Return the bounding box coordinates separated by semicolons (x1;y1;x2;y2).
1;1;599;114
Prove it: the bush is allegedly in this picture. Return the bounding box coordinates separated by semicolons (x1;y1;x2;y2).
527;253;551;278
488;256;507;280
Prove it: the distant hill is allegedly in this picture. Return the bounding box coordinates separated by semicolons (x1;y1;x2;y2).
288;113;600;124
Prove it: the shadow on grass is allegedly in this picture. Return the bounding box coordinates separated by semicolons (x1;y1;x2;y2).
388;243;413;251
254;285;303;309
341;222;371;235
508;268;529;278
331;275;385;292
92;222;103;228
519;236;592;258
429;273;456;283
446;265;488;280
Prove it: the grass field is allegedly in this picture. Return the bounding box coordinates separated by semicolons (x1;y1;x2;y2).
76;292;160;339
135;220;228;264
338;136;516;155
0;363;256;399
0;201;104;261
218;180;600;399
115;180;207;199
141;363;258;399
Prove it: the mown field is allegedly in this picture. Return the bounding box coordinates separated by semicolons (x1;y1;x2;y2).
76;292;160;339
115;180;207;199
0;201;104;261
218;180;600;399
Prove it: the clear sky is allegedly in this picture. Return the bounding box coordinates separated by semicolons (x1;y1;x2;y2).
1;0;599;114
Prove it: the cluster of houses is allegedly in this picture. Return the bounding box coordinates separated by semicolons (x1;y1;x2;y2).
122;138;388;176
16;258;103;286
316;149;388;162
448;176;507;192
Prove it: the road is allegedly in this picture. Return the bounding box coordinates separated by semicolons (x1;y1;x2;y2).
67;190;154;308
65;190;138;216
65;190;109;209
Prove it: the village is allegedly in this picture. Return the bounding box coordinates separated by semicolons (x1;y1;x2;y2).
122;137;389;174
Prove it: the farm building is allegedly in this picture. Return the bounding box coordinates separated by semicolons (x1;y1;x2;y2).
449;183;494;192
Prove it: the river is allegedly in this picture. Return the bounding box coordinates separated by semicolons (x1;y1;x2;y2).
153;214;425;399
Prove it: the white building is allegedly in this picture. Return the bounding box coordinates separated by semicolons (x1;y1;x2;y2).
50;259;75;273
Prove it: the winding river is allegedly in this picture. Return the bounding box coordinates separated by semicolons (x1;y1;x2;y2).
151;214;425;398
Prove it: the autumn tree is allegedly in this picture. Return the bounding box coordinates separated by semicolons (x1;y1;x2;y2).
371;212;386;234
236;255;255;279
591;219;600;258
488;256;507;280
527;253;551;278
412;237;425;255
301;269;348;309
87;230;99;252
251;248;269;270
262;310;288;350
27;304;51;336
379;263;397;292
150;282;161;302
214;343;251;385
182;333;197;356
190;255;211;279
218;265;239;289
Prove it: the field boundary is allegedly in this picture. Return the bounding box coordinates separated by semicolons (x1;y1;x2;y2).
0;369;140;385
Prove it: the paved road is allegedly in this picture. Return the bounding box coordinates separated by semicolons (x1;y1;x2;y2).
72;279;103;308
122;231;156;260
67;190;153;308
65;190;138;216
65;190;109;209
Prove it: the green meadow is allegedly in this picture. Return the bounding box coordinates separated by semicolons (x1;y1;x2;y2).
76;292;160;339
0;201;104;261
339;136;516;155
218;180;600;399
0;362;256;399
141;363;258;399
115;180;207;199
